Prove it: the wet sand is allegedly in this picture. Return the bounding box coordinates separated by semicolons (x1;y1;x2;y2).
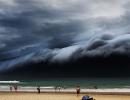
0;92;130;100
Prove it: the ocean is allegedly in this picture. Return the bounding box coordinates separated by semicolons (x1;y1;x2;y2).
3;78;130;89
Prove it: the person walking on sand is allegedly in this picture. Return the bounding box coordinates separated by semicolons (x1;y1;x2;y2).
10;86;12;92
14;85;18;92
76;85;80;96
37;86;41;94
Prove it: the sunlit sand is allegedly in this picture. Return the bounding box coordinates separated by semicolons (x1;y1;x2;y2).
0;93;130;100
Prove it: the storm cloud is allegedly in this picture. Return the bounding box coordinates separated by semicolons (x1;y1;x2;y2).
0;0;130;71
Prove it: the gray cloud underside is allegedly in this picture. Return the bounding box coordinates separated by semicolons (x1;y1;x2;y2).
0;0;130;71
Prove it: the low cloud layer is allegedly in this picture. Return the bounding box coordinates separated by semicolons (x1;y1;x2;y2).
0;0;130;71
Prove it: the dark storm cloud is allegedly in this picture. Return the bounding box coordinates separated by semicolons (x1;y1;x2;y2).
0;0;130;71
1;33;130;71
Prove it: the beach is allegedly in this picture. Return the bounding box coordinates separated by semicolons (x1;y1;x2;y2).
1;79;130;100
2;85;130;94
1;86;130;100
0;92;130;100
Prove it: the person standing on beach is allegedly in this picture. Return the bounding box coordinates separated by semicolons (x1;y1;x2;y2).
37;86;41;94
14;85;18;92
76;85;80;96
10;86;12;92
58;86;61;92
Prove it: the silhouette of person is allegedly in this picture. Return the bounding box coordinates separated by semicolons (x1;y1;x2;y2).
76;85;80;96
37;86;40;94
14;85;18;92
10;86;12;92
58;87;61;92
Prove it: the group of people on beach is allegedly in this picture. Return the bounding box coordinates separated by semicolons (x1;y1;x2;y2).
10;85;18;92
54;86;65;92
9;85;95;99
36;85;81;95
10;85;41;93
9;85;94;99
9;85;80;94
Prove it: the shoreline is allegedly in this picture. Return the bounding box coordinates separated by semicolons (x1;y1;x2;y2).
1;87;130;95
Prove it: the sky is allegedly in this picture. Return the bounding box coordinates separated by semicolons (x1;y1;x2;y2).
0;0;130;79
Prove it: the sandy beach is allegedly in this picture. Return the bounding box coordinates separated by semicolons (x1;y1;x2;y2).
0;92;130;100
1;86;130;99
0;87;130;100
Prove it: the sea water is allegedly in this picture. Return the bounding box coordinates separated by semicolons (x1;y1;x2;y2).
5;78;130;89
